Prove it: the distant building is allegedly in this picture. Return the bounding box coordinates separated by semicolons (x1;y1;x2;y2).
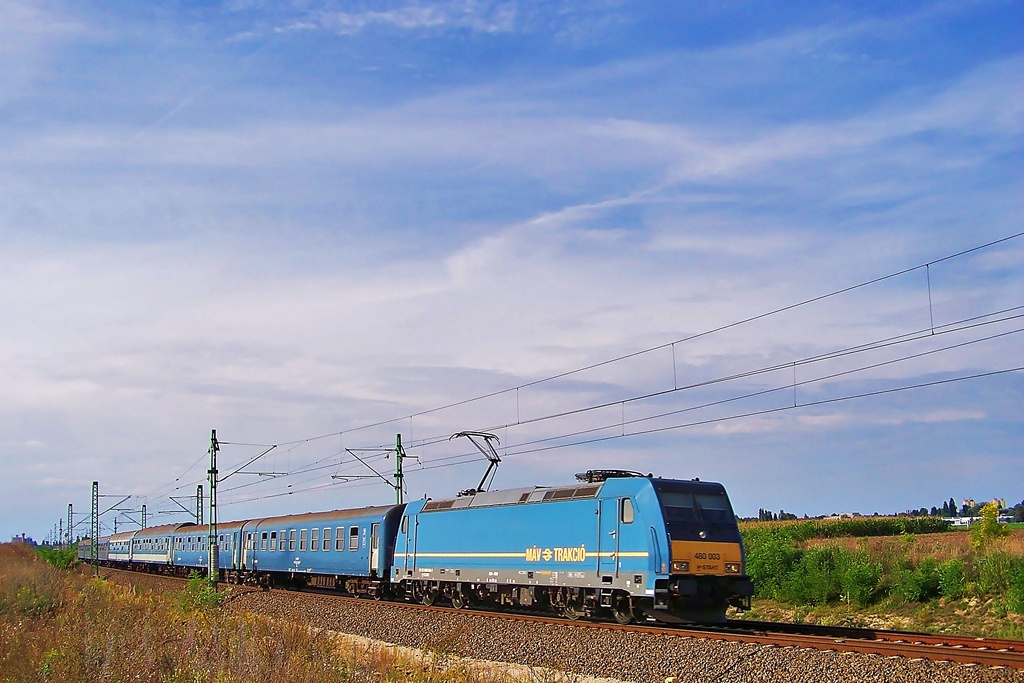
11;533;37;546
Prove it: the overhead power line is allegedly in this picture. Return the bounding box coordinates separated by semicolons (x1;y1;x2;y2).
142;231;1023;510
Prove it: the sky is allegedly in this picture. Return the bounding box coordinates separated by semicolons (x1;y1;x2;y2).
2;0;1022;542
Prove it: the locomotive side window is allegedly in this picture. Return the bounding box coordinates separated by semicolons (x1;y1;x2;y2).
299;529;308;552
288;530;296;551
349;526;359;551
621;498;635;524
401;516;409;534
336;527;345;551
322;528;331;551
310;527;319;552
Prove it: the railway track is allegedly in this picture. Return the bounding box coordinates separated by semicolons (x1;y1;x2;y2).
104;568;1024;671
271;583;1024;670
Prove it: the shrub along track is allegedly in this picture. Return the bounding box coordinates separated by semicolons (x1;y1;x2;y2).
101;568;1024;682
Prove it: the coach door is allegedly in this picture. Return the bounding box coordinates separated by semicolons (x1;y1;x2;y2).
369;523;380;576
598;498;620;578
243;532;254;570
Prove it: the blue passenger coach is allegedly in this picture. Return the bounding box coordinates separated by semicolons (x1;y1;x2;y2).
235;505;404;593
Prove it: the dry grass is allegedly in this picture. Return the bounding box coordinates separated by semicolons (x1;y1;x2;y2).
0;544;585;683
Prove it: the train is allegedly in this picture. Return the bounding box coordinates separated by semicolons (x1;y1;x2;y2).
78;470;752;623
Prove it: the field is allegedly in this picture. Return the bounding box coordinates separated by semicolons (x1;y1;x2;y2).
738;517;1024;638
0;543;546;683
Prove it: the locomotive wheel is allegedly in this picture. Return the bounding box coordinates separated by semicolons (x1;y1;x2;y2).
451;588;466;609
610;593;634;625
421;589;437;606
563;599;584;621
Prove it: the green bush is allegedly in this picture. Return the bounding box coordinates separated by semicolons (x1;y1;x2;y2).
779;547;844;605
841;558;881;607
893;558;941;604
743;529;802;601
176;572;223;612
970;501;1009;550
974;553;1024;595
937;558;966;599
1006;564;1024;615
34;546;78;570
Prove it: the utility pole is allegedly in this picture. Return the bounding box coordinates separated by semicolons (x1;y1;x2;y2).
90;481;99;576
196;485;203;525
58;519;62;547
207;429;219;589
68;504;73;546
394;434;406;505
141;504;147;529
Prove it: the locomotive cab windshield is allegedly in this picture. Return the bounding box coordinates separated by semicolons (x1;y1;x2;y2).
653;480;741;543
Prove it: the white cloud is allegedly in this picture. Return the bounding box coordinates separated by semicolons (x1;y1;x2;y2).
308;1;516;36
876;409;987;426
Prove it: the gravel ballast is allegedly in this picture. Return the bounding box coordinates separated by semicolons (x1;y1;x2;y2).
103;570;1024;683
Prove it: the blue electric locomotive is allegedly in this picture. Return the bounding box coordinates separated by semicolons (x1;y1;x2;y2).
393;470;751;623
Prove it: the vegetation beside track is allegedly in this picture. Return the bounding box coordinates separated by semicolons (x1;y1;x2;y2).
738;504;1024;638
0;543;539;683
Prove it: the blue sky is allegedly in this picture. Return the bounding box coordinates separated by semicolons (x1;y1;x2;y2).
2;0;1022;540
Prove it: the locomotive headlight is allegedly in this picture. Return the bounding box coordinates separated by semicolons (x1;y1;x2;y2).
725;562;741;573
671;561;689;573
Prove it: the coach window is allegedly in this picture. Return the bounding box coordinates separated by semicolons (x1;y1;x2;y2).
279;530;286;551
270;531;277;551
310;527;319;552
299;529;308;552
349;526;359;551
336;527;345;551
288;530;296;551
621;498;635;524
261;532;268;551
322;527;331;551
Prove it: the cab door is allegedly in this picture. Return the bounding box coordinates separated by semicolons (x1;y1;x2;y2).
398;514;412;575
598;498;620;577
